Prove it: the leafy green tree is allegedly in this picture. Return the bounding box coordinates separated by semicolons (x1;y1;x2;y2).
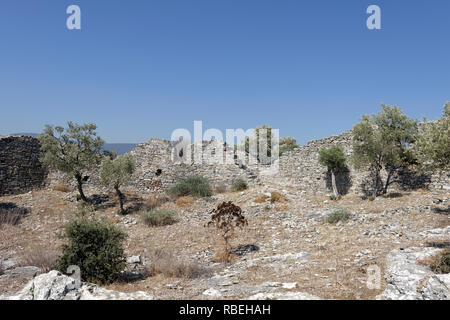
352;105;418;198
244;124;274;164
319;145;347;198
38;122;105;202
100;154;135;214
279;137;299;156
415;103;450;171
241;125;298;162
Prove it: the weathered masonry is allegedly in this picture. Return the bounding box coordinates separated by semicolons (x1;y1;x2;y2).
0;135;47;195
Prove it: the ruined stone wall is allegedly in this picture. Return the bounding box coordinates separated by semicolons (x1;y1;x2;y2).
0;135;47;195
41;127;450;196
261;130;449;195
127;139;254;193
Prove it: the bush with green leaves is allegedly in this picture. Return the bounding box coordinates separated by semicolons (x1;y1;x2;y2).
56;217;127;284
38;122;104;202
169;176;212;198
319;145;347;199
352;105;418;198
327;208;351;224
231;178;248;192
415;103;450;171
279;137;299;156
100;154;136;214
141;209;177;226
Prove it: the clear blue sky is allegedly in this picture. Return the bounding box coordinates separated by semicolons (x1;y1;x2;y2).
0;0;449;144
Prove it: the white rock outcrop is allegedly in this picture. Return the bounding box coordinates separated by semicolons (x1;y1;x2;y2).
0;270;153;300
377;247;450;300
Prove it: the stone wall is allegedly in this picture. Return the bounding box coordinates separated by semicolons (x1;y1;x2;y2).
0;135;47;195
124;129;449;196
4;128;447;197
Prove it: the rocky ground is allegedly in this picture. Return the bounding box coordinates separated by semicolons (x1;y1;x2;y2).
0;185;449;300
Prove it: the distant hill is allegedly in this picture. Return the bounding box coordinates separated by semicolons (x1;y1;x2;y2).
11;133;137;155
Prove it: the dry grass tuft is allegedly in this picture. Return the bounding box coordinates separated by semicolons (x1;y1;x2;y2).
144;194;169;210
270;191;286;203
146;250;209;279
52;183;71;193
253;195;268;204
21;246;60;273
275;204;289;212
176;196;194;208
141;209;177;227
214;185;228;194
418;248;450;274
0;203;29;227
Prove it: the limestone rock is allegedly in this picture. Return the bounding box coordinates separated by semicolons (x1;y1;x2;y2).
377;247;450;300
0;270;153;300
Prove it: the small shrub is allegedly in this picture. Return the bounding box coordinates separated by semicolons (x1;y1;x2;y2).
0;203;29;227
206;202;248;262
231;178;248;192
270;192;285;203
56;217;127;284
22;247;60;273
75;202;95;217
141;209;177;227
430;248;450;274
52;183;71;193
368;196;375;202
0;262;4;275
146;250;208;279
169;176;212;198
176;196;194;208
327;208;351;224
329;195;340;201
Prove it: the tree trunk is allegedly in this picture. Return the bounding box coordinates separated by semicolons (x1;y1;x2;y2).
372;168;380;199
114;185;125;214
383;169;394;195
75;173;88;202
331;169;339;199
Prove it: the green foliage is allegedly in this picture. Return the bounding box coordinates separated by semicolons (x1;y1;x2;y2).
238;125;299;162
279;137;299;156
100;154;135;189
319;145;347;198
38;122;104;202
243;124;274;164
415;103;450;171
327;208;351;224
56;217;127;284
430;247;450;274
141;209;177;226
231;178;248;191
319;145;347;170
100;154;135;214
352;105;418;197
169;176;212;198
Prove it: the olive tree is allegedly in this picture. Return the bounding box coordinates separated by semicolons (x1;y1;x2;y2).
352;105;418;198
415;103;450;171
39;122;104;202
279;137;299;156
318;145;347;199
100;154;135;214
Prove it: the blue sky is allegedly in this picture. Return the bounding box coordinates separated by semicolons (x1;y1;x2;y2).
0;0;449;144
